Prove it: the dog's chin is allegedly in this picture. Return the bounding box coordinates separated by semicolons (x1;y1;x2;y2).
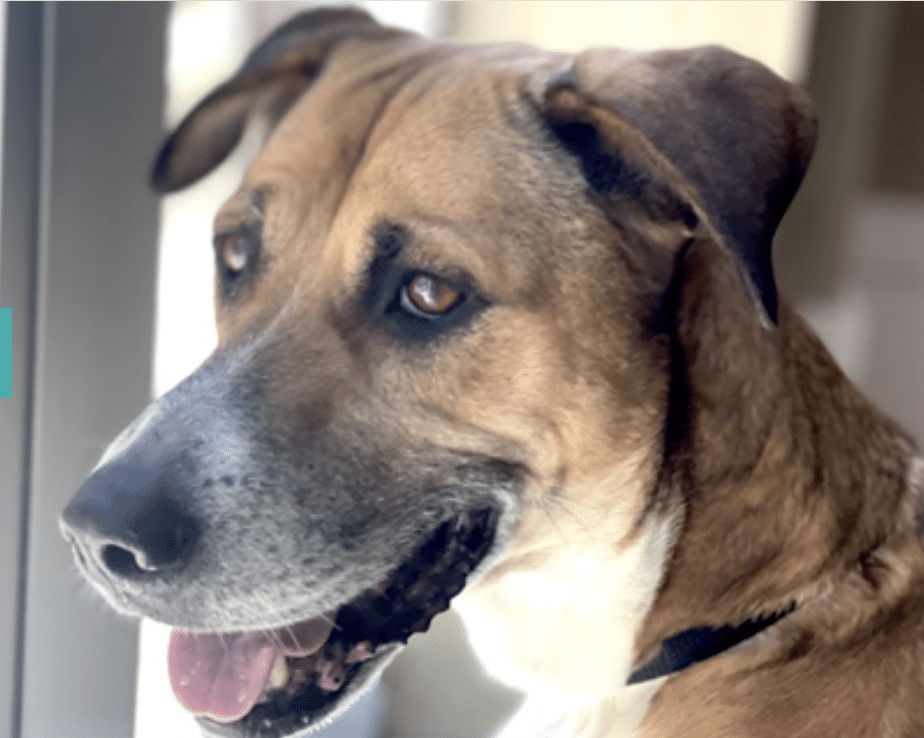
182;507;502;738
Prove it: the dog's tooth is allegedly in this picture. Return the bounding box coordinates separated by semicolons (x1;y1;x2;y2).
267;653;289;690
318;661;345;692
345;641;374;664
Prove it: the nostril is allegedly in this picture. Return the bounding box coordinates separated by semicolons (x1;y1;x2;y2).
64;460;203;580
96;516;200;578
101;544;145;577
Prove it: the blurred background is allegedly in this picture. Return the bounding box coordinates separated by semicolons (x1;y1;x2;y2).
1;2;922;737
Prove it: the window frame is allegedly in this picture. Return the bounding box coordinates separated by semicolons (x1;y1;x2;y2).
0;4;168;737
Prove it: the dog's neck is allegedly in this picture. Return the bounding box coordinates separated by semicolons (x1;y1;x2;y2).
611;301;924;738
637;302;922;657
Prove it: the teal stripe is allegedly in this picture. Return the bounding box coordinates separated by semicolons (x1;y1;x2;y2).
1;309;11;398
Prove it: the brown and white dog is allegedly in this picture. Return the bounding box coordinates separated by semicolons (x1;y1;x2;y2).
60;8;924;738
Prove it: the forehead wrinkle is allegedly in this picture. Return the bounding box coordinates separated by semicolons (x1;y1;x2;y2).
244;49;438;233
267;68;464;297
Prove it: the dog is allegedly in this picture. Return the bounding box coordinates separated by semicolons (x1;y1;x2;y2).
60;7;924;738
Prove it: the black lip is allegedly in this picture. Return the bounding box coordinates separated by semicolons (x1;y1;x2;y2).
198;646;399;738
197;507;501;738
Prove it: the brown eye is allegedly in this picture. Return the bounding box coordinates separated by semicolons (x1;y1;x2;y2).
400;274;462;317
217;235;248;275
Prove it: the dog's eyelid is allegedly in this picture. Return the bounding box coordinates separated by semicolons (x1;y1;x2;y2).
214;215;263;236
213;223;262;255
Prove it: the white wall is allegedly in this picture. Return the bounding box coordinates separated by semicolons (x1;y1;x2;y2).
454;1;815;82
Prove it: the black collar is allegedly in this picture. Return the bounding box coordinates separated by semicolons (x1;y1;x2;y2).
627;602;796;685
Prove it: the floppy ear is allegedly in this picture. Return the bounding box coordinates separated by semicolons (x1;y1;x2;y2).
544;46;816;326
151;7;400;193
536;47;817;478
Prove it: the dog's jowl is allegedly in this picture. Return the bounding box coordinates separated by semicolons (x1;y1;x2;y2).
60;8;924;738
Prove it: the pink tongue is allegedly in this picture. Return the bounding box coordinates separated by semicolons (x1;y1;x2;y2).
168;617;334;723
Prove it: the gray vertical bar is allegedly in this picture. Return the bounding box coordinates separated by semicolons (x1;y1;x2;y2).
1;5;44;738
15;3;168;738
774;2;896;301
869;2;924;194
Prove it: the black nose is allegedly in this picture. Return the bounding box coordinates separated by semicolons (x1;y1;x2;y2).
61;455;200;580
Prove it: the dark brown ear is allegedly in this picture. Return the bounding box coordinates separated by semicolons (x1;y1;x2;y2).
542;45;817;326
151;7;401;193
535;47;819;492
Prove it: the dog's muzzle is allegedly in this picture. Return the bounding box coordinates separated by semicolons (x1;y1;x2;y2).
59;361;521;736
61;438;506;733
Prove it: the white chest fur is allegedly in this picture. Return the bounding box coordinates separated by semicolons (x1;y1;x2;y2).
454;514;675;737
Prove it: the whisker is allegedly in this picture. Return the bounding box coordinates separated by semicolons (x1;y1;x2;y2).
282;623;300;648
264;628;286;650
320;612;342;632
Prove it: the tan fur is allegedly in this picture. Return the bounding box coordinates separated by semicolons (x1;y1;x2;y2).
62;9;924;738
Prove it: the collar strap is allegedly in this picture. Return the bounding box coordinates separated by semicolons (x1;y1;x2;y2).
627;602;796;685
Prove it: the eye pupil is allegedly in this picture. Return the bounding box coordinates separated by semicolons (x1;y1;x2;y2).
219;236;248;274
402;274;461;316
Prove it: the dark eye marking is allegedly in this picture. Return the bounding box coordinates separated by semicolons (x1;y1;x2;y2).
213;222;262;301
365;220;488;342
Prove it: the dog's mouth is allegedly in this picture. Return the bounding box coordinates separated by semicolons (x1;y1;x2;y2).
169;507;500;737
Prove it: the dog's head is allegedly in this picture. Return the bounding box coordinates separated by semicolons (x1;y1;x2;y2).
60;8;816;737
